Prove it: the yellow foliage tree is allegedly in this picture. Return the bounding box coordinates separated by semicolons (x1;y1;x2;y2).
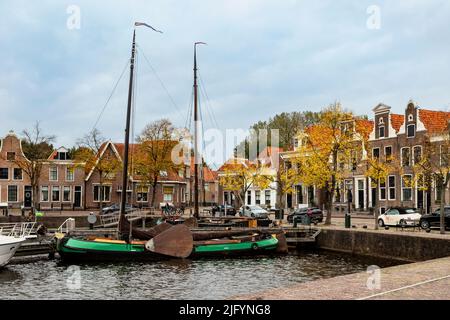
293;103;356;225
219;160;273;208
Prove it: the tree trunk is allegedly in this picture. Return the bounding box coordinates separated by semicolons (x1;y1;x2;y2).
440;179;446;235
374;180;379;230
325;188;333;225
32;183;39;216
150;177;158;208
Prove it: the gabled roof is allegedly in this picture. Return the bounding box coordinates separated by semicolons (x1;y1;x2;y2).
418;109;450;134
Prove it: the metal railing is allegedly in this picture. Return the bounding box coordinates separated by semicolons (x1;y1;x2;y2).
99;209;154;228
57;218;76;234
0;222;37;239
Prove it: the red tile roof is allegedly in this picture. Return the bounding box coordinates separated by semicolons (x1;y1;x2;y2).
418;109;450;134
390;114;405;133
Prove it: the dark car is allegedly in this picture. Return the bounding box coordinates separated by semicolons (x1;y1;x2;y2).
419;207;450;230
211;205;237;216
101;204;136;215
287;207;323;224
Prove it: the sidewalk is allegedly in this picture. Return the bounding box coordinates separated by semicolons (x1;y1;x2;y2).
230;256;450;300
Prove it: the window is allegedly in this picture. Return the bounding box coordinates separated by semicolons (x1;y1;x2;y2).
413;146;422;164
247;191;252;205
49;167;58;181
255;191;261;205
66;167;74;181
372;148;380;159
0;168;8;180
204;183;210;192
93;185;111;202
56;152;68;160
294;139;299;149
440;145;449;167
63;186;71;202
385;146;392;163
351;151;357;171
265;190;271;205
163;186;173;202
401;148;410;167
407;124;415;138
402;175;413;201
178;170;184;178
8;186;18;202
379;126;385;138
13;168;22;180
137;186;148;202
41;186;49;202
379;181;386;201
436;178;443;203
388;176;396;200
52;186;60;202
6;152;15;161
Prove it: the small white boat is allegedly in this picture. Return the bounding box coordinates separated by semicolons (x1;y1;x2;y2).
0;235;26;267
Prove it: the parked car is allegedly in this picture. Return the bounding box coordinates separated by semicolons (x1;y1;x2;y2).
378;207;422;227
287;207;323;224
211;205;237;216
101;204;136;215
239;205;269;219
419;207;450;230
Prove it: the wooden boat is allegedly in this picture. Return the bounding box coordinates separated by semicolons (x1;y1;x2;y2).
191;234;279;257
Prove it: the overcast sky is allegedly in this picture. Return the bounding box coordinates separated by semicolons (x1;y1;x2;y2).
1;0;450;165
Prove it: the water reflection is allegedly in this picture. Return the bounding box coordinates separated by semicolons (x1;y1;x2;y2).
0;251;401;300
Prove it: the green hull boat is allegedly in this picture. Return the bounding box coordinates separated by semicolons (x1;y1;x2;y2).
57;235;279;262
192;236;279;257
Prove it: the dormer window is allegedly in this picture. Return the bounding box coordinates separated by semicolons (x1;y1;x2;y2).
407;124;415;138
379;126;385;138
55;152;68;160
6;152;15;161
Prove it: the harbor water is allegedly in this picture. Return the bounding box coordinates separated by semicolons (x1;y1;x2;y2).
0;251;402;300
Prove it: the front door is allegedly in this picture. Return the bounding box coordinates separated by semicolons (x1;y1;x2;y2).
358;180;364;210
74;186;82;208
24;186;32;208
417;190;424;213
286;193;293;209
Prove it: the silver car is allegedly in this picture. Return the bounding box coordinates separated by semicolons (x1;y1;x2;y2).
239;205;269;219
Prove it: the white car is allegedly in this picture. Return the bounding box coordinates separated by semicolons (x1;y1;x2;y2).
378;207;422;227
239;205;269;219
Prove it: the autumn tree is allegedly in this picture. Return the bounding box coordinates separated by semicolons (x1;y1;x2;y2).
219;159;273;208
293;103;355;225
8;122;55;213
75;129;122;213
276;159;302;210
134;119;182;208
414;130;450;234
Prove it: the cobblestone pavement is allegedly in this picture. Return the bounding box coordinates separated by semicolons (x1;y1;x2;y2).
230;256;450;300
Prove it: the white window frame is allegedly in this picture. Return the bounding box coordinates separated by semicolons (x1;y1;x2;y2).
7;185;19;203
378;125;385;138
93;184;112;203
384;145;393;162
407;124;416;138
63;186;71;203
379;180;387;201
12;168;23;181
41;186;49;202
401;147;411;167
52;186;60;202
372;147;380;159
402;175;413;202
0;168;9;180
388;175;396;200
66;167;75;182
412;145;422;165
49;166;58;182
137;186;149;203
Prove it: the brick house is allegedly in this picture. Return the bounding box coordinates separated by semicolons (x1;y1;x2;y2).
0;131;85;211
84;141;189;210
368;101;450;214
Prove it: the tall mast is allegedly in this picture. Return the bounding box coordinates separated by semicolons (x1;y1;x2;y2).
119;30;136;236
193;44;199;219
193;42;206;219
